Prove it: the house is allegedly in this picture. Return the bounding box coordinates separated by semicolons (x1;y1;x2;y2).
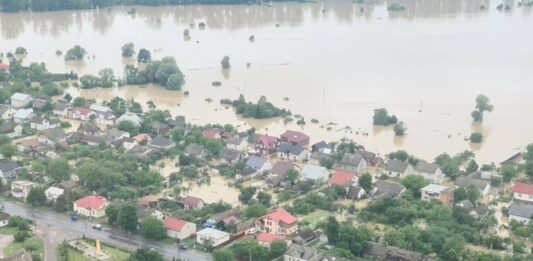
226;137;248;151
81;134;106;146
300;164;329;183
334;153;368;173
256;232;287;247
346;185;365;199
371;180;406;199
308;151;332;166
500;152;523;165
294;229;317;245
73;195;108;218
512;182;533;204
105;128;130;142
420;184;453;205
132;133;151;144
413;162;444;184
220;148;241;165
280;130;310;147
0;160;20;182
354;150;383;167
202;129;221;139
15;138;40;154
11;180;35;199
10;93;33;108
0;121;22;138
30;117;61;131
69;107;94;121
58;179;79;191
39;128;68;145
89;104;111;113
268;161;297;186
255;134;280;155
164;217;196;240
117;112;142;127
468;170;503;186
0;212;10;227
255;208;298;236
151;121;171;135
454;176;491;196
181;196;205;210
77;122;101;135
455;200;489;218
196;228;230;247
0;63;10;73
246;156;272;174
129;145;152;156
95;111;116;126
204;208;240;228
384;160;412;178
32;98;48;110
184;143;205;158
284;244;323;261
45;186;64;202
328;171;357;187
13;108;34;123
277;143;308;161
508;204;533;225
148;136;175;149
0;105;15;119
311;141;332;154
53;101;69;117
236;166;258;180
113;137;137;150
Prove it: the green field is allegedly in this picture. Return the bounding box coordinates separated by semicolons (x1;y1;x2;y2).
300;209;331;228
1;227;44;260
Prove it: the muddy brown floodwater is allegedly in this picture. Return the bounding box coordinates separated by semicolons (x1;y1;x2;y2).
1;0;533;163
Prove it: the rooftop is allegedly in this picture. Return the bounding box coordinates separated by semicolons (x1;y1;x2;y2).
74;195;107;209
260;208;297;225
513;182;533;195
164;217;189;231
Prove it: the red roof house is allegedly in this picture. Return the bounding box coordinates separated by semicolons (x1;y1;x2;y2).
202;130;221;139
255;208;298;236
69;107;95;121
255;134;279;155
0;63;9;72
280;130;310;146
256;232;286;246
164;217;197;239
513;182;533;203
181;196;205;210
328;171;358;187
73;195;108;218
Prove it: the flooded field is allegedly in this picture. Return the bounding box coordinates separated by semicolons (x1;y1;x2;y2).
2;0;533;163
183;173;240;206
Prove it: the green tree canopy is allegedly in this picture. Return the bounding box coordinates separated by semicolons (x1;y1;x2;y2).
141;217;166;240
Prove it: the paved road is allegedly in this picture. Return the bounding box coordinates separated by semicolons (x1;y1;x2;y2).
2;202;212;261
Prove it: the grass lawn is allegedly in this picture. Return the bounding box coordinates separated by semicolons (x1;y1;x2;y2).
103;244;130;261
0;226;19;235
66;249;90;261
3;235;44;260
300;209;331;228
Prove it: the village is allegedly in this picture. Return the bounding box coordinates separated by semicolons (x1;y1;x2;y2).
0;60;532;261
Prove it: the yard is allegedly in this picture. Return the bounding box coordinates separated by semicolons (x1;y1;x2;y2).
0;226;44;260
61;239;131;261
299;210;331;229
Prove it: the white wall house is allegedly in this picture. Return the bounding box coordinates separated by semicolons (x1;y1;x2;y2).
45;186;64;202
164;217;196;240
196;228;230;247
11;93;33;108
513;182;533;204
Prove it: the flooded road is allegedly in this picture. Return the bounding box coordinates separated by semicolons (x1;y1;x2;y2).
1;0;533;163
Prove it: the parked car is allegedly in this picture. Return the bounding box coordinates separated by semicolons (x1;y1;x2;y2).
178;243;187;250
92;223;102;230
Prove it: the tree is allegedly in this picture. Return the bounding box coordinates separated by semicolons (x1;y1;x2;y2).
525;143;533;161
525;161;533;179
244;203;267;218
394;121;407;136
141;217;166;240
373;108;397;126
105;204;119;225
499;165;517;182
325;216;340;244
256;191;272;206
230;239;269;261
127;248;163;261
47;158;70;182
137;48;151;63
0;144;16;159
401;175;429;197
118;120;139;136
221;56;231;69
471;94;493;122
269;240;287;259
466;160;479;174
155;57;183;89
26;187;46;207
388;150;409;161
72;97;87;107
238;187;257;204
470;132;483;143
359;173;373;192
121;43;135;57
15;47;27;55
213;248;235;261
166;73;185;90
64;45;87;61
118;203;138;232
285;168;299;185
98;68;114;88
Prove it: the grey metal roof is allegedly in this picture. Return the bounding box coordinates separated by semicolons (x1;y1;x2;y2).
373;180;405;199
271;161;295;175
184;143;205;156
227;137;244;146
0;160;19;173
41;128;67;141
277;143;305;155
385;159;410;173
149;136;174;148
246;156;268;169
340;153;364;166
0;121;17;133
415;162;439;174
454;176;489;190
220;148;241;161
285;243;322;259
508;204;533;219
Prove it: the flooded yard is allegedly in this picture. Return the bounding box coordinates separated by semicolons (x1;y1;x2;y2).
182;172;240;207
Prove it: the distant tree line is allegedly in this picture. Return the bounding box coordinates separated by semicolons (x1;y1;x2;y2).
0;0;292;12
220;94;291;119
